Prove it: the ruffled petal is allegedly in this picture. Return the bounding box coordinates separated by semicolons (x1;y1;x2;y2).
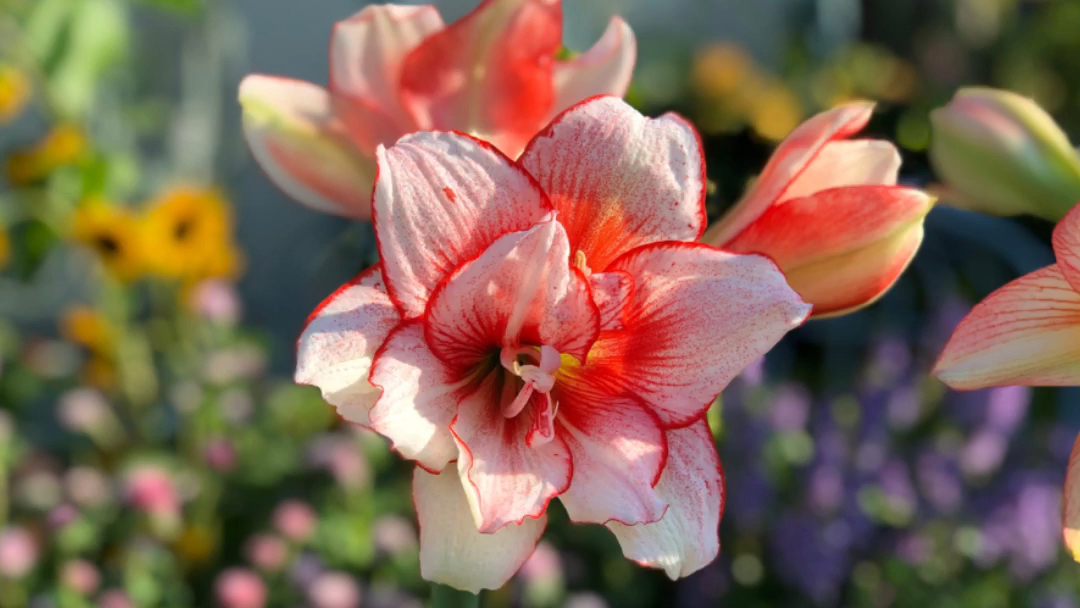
704;101;875;245
594;243;810;426
414;466;546;592
424;219;598;366
367;320;462;472
373;131;551;317
398;0;562;156
934;265;1080;389
329;4;443;127
779;139;900;202
550;18;636;117
239;75;376;218
1052;203;1080;293
295;268;400;426
607;421;724;579
554;374;667;525
519;97;706;271
452;375;572;533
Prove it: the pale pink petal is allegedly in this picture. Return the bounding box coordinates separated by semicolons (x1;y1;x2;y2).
593;243;811;426
367;321;462;472
239;75;375;218
550;18;636;117
424;220;598;366
373;131;551;317
413;466;545;592
1052;203;1080;293
934;265;1080;390
554;376;667;525
295;268;400;426
520;97;706;271
452;375;572;533
607;421;723;579
779;140;901;202
704;101;875;245
1064;432;1080;561
329;4;443;127
398;0;562;157
588;271;633;332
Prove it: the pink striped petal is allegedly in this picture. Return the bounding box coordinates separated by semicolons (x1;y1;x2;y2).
593;243;810;427
589;271;633;332
934;265;1080;390
373;131;551;317
1052;202;1080;293
550;18;636;118
779;140;900;202
295;268;400;426
414;466;546;592
519;97;706;272
607;421;724;579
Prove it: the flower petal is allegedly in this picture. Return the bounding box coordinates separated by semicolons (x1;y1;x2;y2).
239;75;375;218
595;243;811;426
414;466;546;592
367;320;462;472
1064;432;1080;561
724;185;932;316
425;219;599;366
373;131;551;317
607;421;724;579
452;375;572;533
554;375;667;525
589;271;633;332
398;0;562;157
329;4;443;126
519;97;706;271
1052;202;1080;293
296;268;400;426
933;265;1080;389
704;101;875;245
779;140;901;202
550;18;636;117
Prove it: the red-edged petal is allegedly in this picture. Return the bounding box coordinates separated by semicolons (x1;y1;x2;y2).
553;373;667;525
413;466;546;592
424;220;598;367
367;320;462;472
704;101;875;245
329;4;443;128
1052;202;1080;293
589;271;633;332
607;420;724;579
239;75;375;218
550;18;636;118
779;139;900;202
724;185;932;316
398;0;562;157
520;97;706;271
295;267;400;426
452;373;572;533
593;243;811;427
933;265;1080;390
373;131;551;317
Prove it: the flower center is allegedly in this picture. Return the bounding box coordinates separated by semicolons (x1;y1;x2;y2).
498;344;560;447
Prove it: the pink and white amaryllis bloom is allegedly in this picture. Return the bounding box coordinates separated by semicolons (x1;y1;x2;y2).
701;102;934;318
296;97;811;591
239;0;635;220
933;202;1080;561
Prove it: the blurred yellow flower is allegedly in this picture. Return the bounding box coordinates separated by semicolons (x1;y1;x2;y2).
0;227;9;270
5;124;88;185
691;43;753;100
0;65;31;124
748;82;805;142
71;200;145;281
60;306;114;355
141;186;243;282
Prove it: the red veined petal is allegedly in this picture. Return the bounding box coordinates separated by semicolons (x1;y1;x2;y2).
589;271;633;332
1052;202;1080;293
779;139;900;202
549;18;636;119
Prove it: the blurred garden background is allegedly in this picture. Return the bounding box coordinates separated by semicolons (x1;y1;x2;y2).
2;0;1080;606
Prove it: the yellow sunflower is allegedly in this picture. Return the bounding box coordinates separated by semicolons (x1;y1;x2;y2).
6;123;88;185
0;65;31;125
141;186;243;282
70;199;145;281
60;306;114;355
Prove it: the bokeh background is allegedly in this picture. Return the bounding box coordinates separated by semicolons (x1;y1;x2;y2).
2;0;1080;607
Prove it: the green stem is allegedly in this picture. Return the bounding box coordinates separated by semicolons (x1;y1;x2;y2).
430;584;480;608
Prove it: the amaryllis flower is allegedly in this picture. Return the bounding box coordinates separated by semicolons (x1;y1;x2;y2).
296;96;811;591
239;0;635;220
701;102;934;317
933;202;1080;561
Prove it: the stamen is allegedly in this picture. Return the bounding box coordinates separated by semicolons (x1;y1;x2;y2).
573;250;591;276
498;345;562;420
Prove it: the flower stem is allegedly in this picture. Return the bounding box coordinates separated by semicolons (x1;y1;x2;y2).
430;584;480;608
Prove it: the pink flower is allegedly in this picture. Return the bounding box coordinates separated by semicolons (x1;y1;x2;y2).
61;559;100;596
97;590;134;608
0;526;37;578
215;568;267;608
123;465;179;516
244;534;289;573
307;572;362;608
272;500;318;543
701;102;934;317
239;0;635;220
296;96;811;591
